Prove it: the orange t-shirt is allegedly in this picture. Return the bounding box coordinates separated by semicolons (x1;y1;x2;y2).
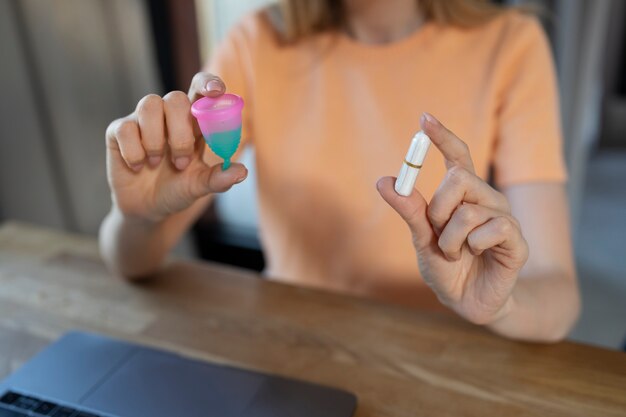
207;10;566;307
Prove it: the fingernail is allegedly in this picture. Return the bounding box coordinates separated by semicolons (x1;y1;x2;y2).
206;79;223;93
130;163;144;172
148;156;162;167
174;157;190;170
421;112;437;126
235;176;246;184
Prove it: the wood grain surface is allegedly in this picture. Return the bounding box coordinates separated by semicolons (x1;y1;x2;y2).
0;222;624;417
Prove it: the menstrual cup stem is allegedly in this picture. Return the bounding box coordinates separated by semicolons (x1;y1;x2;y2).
223;159;231;170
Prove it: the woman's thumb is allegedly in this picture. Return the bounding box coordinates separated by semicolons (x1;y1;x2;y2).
376;176;436;250
189;162;248;198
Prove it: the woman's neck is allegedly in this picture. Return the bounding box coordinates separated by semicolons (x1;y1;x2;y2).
343;0;423;44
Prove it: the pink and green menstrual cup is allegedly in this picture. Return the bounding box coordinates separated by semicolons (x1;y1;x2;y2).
191;93;244;170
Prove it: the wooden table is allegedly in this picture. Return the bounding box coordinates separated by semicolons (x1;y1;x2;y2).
0;222;624;416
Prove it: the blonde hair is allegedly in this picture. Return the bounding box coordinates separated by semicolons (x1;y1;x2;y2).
277;0;505;43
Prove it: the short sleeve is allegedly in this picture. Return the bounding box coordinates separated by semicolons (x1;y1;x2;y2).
204;19;255;146
493;15;567;188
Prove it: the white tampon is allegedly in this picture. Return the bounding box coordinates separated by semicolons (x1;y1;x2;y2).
394;131;431;196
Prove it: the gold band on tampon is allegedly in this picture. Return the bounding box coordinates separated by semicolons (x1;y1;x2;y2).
403;159;422;169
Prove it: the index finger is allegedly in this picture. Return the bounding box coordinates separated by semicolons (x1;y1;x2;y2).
188;72;226;102
420;112;475;173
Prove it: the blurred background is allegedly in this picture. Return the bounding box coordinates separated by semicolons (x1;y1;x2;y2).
0;0;624;349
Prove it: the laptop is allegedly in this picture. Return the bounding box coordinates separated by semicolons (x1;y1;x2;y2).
0;332;356;417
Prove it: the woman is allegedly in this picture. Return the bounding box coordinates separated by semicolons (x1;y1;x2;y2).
100;0;580;342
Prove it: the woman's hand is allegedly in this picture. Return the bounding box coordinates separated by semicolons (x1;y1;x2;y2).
378;113;529;325
105;72;248;223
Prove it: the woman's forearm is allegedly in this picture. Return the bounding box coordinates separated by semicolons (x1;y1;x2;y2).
99;192;213;279
487;269;580;342
99;206;173;279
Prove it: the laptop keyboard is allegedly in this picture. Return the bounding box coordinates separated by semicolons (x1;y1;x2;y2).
0;391;103;417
